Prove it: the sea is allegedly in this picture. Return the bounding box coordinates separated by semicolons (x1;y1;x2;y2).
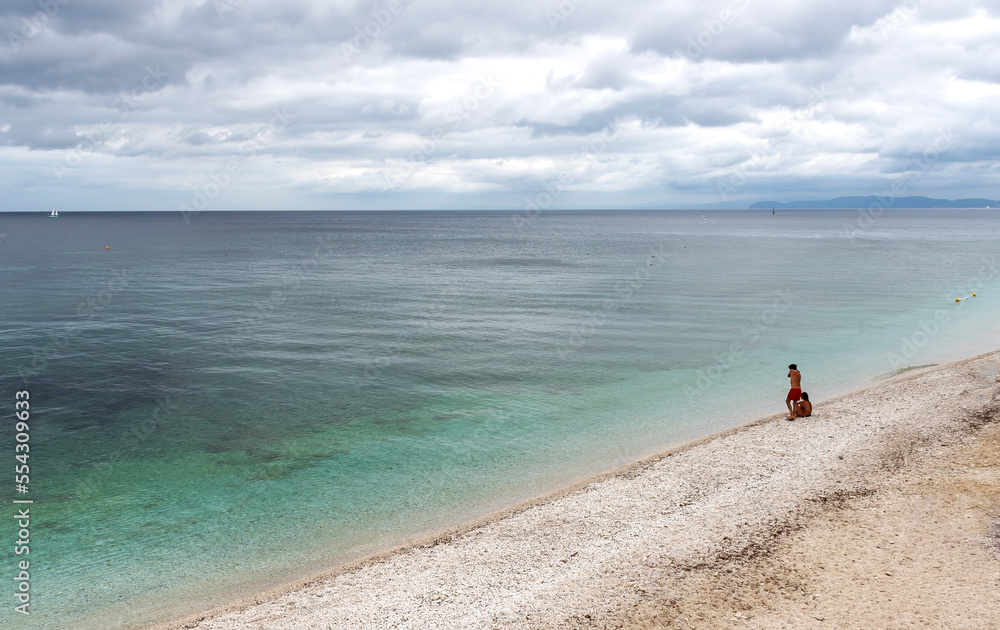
1;208;998;629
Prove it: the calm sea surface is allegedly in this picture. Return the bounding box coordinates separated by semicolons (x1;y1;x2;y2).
1;209;999;628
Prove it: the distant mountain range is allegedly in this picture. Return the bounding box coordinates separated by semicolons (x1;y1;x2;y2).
749;196;1000;209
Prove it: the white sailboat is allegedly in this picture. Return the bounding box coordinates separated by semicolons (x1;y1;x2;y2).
49;207;58;218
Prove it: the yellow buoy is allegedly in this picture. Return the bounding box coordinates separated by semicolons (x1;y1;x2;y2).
972;292;977;297
956;297;961;302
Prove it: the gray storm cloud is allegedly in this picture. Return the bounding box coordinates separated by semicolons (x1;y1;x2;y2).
2;0;1000;210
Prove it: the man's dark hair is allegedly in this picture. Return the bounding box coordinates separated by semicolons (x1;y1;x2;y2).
788;364;797;370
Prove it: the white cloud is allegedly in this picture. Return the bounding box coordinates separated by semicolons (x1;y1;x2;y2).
1;0;1000;209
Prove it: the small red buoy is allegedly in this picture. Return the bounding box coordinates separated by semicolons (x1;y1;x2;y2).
105;245;110;250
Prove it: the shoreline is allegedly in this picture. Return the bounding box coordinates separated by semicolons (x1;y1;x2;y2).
156;350;1000;629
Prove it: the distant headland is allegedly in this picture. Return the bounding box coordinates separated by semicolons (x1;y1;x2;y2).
749;196;1000;210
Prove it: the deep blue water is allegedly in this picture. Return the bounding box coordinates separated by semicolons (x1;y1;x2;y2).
1;209;998;628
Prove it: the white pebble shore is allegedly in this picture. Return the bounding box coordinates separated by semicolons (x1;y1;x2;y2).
158;350;999;630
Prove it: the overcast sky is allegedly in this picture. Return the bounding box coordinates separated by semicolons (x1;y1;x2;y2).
2;0;999;211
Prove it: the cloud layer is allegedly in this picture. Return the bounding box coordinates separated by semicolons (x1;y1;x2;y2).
2;0;1000;210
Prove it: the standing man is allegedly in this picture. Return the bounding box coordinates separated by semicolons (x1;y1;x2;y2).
786;364;802;420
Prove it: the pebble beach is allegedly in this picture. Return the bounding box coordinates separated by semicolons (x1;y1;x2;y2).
159;351;1000;629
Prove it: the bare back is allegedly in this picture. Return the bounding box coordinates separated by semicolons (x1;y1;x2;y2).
788;369;801;388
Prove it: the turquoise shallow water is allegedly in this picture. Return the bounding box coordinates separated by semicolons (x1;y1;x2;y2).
1;209;999;628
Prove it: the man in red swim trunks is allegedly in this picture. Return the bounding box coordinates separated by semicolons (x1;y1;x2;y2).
785;363;802;420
